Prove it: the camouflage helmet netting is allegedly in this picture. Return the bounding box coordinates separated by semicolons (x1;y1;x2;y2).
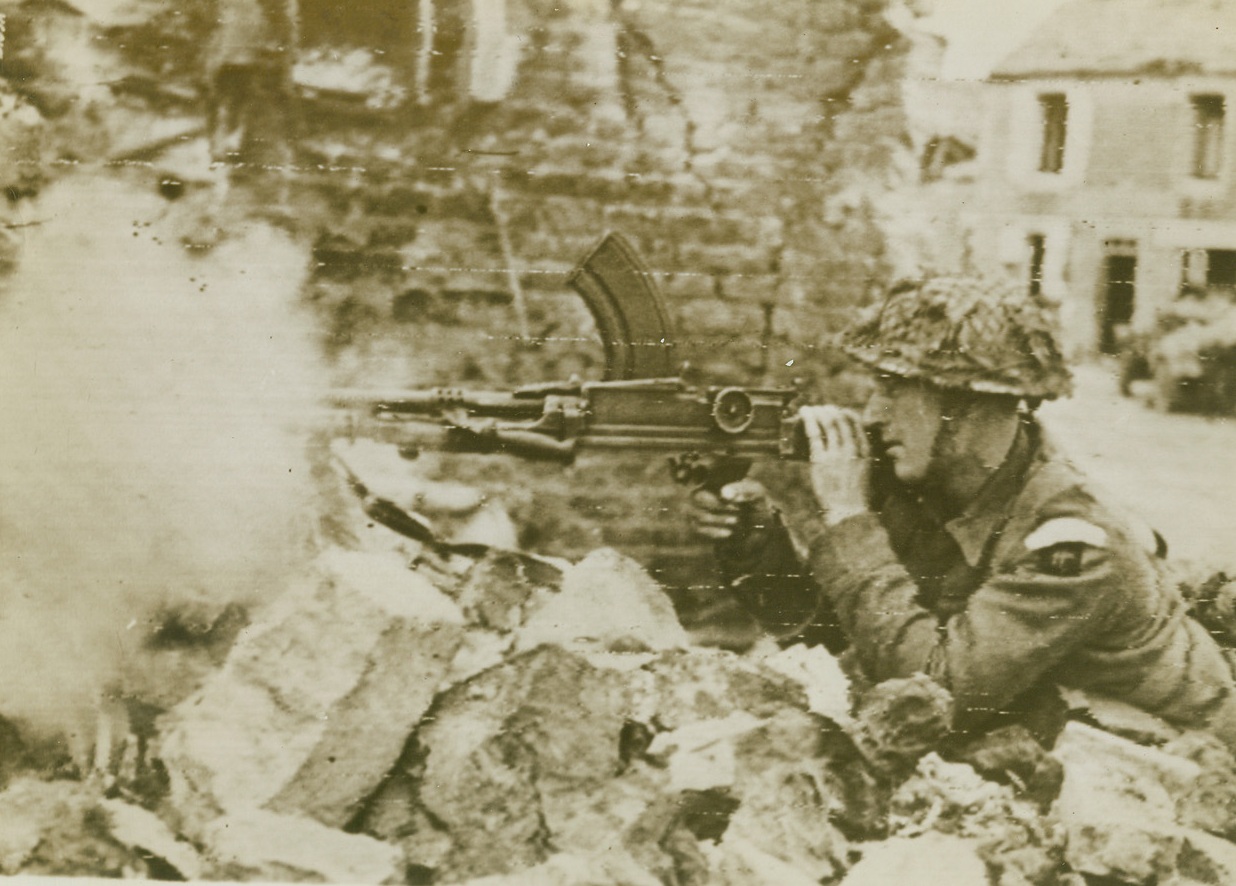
839;276;1074;400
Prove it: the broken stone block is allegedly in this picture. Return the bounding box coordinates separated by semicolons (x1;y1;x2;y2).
201;809;404;884
641;647;810;731
952;724;1064;808
99;798;203;880
443;849;662;886
1052;721;1195;883
158;549;465;830
702;834;829;886
0;778;151;878
622;786;739;873
852;675;954;776
1177;828;1236;885
724;762;850;882
841;834;989;886
454;548;563;632
890;753;1066;886
889;753;1006;833
452;500;519;549
515;547;688;652
406;645;636;881
757;641;853;726
1165;731;1236;839
646;712;766;792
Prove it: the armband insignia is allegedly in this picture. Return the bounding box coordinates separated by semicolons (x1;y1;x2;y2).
1024;518;1108;552
1037;542;1086;577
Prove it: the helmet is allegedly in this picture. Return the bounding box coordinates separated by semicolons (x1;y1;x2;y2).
838;276;1073;401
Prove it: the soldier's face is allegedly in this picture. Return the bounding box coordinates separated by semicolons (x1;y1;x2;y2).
862;375;946;486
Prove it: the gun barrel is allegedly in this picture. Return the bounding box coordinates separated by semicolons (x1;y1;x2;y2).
327;387;546;420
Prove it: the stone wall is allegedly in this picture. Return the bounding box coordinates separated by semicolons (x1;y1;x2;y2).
292;0;912;391
277;0;917;602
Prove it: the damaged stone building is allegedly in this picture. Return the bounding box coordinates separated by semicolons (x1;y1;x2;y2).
916;0;1236;358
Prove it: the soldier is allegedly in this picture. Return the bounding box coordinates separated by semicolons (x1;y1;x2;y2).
697;276;1236;748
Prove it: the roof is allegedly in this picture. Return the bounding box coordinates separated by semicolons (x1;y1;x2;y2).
991;0;1236;80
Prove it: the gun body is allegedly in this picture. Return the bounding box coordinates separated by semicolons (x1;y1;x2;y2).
330;232;807;492
331;378;806;478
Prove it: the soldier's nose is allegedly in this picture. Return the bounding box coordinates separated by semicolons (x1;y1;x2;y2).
862;392;889;427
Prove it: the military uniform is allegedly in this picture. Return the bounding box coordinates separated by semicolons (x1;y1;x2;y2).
737;419;1236;746
722;276;1236;748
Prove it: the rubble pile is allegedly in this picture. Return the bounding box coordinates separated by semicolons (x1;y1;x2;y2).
4;445;1236;885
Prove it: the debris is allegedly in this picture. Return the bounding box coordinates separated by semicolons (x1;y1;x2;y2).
756;641;854;725
852;675;954;776
442;849;662;886
158;549;465;830
0;779;151;878
889;753;1066;885
99;798;204;880
841;833;989;886
723;762;851;881
455;548;563;632
646;711;767;792
201;808;405;884
1060;687;1182;745
952;725;1065;808
515;547;689;652
1051;721;1193;883
703;834;827;886
1177;827;1236;885
388;645;634;880
1164;731;1236;839
453;500;520;549
889;753;1007;836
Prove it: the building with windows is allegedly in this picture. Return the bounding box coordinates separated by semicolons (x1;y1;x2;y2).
948;0;1236;356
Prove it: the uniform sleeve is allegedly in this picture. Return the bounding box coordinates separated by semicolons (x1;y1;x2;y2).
720;513;848;652
805;512;1130;726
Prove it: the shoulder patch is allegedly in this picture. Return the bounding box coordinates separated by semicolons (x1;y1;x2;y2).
1024;517;1108;552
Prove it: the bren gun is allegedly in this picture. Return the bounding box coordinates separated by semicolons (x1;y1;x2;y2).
329;232;809;500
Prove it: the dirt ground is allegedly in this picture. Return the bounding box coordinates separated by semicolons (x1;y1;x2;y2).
1041;363;1236;573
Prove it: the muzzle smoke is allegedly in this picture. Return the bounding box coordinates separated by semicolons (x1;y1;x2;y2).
0;172;323;742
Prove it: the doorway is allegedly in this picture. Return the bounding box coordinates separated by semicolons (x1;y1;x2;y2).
1100;245;1137;354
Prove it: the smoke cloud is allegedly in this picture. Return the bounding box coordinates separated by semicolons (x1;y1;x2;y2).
0;172;324;742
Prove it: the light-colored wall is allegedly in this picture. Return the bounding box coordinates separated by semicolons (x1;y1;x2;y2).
955;77;1236;355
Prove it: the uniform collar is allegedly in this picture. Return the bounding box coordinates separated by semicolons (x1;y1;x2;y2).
942;419;1040;568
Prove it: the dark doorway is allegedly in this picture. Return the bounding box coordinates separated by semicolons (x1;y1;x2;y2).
1100;252;1137;354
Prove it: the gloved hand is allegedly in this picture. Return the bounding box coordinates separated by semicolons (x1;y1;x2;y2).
690;478;781;574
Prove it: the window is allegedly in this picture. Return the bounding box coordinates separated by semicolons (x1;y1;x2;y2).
1038;93;1068;173
1208;249;1236;288
1177;248;1236;294
1027;235;1046;296
1192;95;1226;179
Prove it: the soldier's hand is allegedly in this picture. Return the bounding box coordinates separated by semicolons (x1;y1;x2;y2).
691;479;778;562
798;405;871;526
